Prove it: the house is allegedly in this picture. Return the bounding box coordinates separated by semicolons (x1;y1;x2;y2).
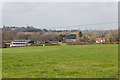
65;39;77;43
96;38;105;43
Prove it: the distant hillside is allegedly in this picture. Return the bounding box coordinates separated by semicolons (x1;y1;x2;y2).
2;26;48;35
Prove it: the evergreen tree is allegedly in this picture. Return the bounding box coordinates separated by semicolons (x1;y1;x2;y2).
79;31;82;37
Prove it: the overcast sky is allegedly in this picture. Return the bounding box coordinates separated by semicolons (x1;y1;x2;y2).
2;2;118;30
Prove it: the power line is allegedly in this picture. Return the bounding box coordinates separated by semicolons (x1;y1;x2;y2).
50;22;117;30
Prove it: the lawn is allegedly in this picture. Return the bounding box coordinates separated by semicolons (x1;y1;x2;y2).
2;44;118;78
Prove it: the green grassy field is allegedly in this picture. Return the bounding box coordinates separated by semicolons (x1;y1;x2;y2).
2;44;118;78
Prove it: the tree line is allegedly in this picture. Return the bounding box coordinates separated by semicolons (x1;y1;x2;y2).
2;26;119;43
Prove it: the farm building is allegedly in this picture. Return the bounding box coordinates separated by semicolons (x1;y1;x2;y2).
10;40;34;47
10;42;28;47
2;40;12;48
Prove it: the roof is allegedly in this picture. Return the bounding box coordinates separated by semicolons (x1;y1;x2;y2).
13;40;31;42
11;42;28;43
96;38;105;40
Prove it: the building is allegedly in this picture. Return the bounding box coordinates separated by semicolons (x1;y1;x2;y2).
65;39;77;43
10;42;28;47
10;40;34;47
96;38;105;43
2;40;12;48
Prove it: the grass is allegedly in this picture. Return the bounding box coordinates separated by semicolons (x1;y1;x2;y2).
2;44;118;78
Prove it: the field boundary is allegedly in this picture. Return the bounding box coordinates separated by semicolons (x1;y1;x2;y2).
67;42;119;45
